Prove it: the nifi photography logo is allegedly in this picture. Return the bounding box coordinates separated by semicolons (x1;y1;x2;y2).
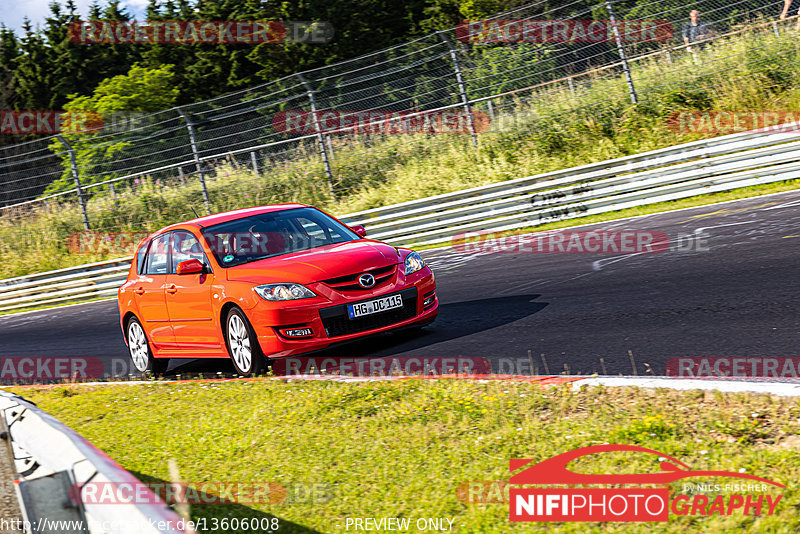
509;445;784;522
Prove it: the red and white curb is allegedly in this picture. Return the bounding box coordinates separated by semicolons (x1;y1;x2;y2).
3;374;800;396
570;376;800;396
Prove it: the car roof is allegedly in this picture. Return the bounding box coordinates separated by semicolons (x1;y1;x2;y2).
156;203;311;234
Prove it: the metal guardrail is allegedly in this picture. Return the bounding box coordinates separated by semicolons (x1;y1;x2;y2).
0;259;131;313
2;122;799;314
340;123;800;245
0;390;188;533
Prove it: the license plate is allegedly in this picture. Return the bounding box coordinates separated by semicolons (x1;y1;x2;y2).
348;294;403;319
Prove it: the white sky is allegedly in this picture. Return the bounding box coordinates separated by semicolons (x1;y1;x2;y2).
0;0;149;34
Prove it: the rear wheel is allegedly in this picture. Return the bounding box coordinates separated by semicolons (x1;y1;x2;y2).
126;317;169;375
224;308;266;377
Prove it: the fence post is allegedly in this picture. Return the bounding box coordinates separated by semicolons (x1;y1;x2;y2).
326;136;335;162
605;0;638;105
296;73;335;196
439;31;478;150
250;151;259;176
176;108;211;214
55;135;90;230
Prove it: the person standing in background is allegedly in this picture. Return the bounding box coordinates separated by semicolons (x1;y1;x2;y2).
683;10;715;54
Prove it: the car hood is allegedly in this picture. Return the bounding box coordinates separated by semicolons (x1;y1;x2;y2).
225;240;402;283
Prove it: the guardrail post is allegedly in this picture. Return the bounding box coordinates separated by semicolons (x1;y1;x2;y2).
55;135;90;231
296;73;335;197
176;108;211;214
440;32;479;150
605;0;638;105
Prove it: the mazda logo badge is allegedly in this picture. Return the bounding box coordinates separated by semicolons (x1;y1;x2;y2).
358;273;376;288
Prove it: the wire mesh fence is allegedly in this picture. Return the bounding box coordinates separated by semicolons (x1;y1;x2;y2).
0;0;798;276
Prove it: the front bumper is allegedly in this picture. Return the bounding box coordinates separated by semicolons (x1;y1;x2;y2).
247;269;438;358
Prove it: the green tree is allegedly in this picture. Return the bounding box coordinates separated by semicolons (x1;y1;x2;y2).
0;26;20;109
13;19;57;110
46;64;180;194
65;63;179;115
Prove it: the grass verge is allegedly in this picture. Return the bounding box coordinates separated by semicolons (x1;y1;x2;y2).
8;379;800;533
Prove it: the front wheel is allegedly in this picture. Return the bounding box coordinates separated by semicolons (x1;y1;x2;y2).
126;317;169;375
224;308;266;377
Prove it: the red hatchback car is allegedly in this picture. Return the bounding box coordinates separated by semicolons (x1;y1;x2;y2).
118;204;438;376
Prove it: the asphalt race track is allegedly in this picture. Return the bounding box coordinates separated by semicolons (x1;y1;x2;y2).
2;189;800;378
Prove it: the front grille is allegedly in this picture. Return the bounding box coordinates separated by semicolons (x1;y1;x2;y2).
321;264;397;291
319;288;418;338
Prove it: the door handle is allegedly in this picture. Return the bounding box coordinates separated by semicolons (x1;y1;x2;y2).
166;284;178;294
133;287;145;295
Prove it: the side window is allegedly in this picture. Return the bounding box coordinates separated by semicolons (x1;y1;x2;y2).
171;231;207;272
296;217;332;247
144;233;170;275
136;240;149;274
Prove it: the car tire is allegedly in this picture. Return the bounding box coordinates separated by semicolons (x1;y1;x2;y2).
126;316;169;375
224;307;266;377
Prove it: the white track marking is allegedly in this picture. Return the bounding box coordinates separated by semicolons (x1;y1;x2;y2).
761;198;800;210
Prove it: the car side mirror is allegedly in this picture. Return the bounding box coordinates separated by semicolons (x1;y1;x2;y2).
352;225;367;238
176;259;205;275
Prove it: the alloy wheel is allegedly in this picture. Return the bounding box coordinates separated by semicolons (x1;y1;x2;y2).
228;314;252;373
128;321;150;372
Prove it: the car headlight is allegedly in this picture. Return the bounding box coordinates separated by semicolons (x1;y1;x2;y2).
254;283;316;301
404;251;426;275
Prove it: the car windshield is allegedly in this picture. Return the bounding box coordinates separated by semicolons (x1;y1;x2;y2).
200;207;360;267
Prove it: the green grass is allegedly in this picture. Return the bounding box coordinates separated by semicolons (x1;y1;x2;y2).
8;380;800;533
2;23;800;280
